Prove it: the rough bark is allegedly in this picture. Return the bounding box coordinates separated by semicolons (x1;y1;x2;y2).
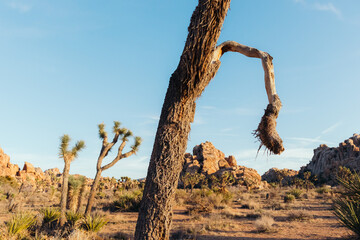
135;1;231;239
85;169;102;215
135;1;284;239
59;160;70;226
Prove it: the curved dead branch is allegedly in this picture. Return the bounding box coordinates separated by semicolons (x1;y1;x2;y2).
213;41;284;155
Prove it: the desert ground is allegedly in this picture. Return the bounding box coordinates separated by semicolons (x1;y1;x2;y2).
0;176;352;240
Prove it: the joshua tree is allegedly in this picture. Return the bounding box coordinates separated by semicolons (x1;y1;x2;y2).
85;121;141;215
135;1;284;239
181;172;205;193
59;134;85;227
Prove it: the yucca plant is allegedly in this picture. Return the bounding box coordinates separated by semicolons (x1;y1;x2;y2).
6;212;36;236
80;214;108;232
333;197;360;236
332;169;360;237
66;210;83;228
41;207;60;227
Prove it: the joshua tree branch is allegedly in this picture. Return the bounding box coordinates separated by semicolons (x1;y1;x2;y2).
101;150;135;171
213;41;277;104
213;40;284;154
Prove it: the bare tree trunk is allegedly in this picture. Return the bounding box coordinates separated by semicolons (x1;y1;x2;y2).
85;169;102;215
60;161;70;227
135;1;231;239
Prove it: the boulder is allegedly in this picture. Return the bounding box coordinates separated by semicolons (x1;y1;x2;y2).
181;142;263;189
23;162;35;173
193;141;225;174
226;155;237;167
0;147;20;177
300;134;360;185
262;168;298;185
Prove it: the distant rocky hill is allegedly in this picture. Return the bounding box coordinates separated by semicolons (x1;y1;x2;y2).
182;141;266;189
300;134;360;185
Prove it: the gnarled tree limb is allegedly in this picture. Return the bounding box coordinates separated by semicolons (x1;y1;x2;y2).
213;40;284;154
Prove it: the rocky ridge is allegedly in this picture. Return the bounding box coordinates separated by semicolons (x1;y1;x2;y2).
0;147;59;184
300;134;360;184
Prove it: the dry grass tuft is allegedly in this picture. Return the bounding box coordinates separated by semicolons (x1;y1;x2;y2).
255;215;275;233
288;210;313;221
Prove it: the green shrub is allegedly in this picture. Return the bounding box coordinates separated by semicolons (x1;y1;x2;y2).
66;211;83;228
288;189;303;199
288;210;313;221
112;190;142;212
316;187;331;194
284;194;295;203
6;212;36;236
41;207;60;226
80;214;108;232
0;176;19;189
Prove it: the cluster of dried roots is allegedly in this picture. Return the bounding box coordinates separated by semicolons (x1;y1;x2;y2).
254;94;284;155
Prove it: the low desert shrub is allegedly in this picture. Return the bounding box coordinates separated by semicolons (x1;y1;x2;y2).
316;186;332;194
185;189;231;214
0;176;19;189
6;212;36;236
112;189;142;212
288;210;313;221
255;215;275;233
241;199;260;210
284;194;295;203
288;189;303;199
80;213;108;232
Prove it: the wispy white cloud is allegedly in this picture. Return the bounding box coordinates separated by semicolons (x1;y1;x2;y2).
287;137;333;145
313;2;342;18
293;0;342;19
6;1;32;13
321;122;342;134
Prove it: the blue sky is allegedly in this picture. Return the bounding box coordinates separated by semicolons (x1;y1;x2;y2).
1;0;359;179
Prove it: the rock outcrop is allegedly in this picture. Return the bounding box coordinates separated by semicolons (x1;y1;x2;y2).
0;147;52;184
0;147;20;176
300;134;360;185
182;142;264;189
261;168;298;185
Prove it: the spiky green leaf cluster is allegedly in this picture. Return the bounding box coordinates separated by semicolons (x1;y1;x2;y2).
333;197;360;236
122;130;133;142
131;136;142;152
59;134;71;158
80;214;108;232
41;207;60;225
98;123;107;139
333;170;360;237
71;140;86;158
6;212;36;236
337;171;360;199
66;211;83;228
